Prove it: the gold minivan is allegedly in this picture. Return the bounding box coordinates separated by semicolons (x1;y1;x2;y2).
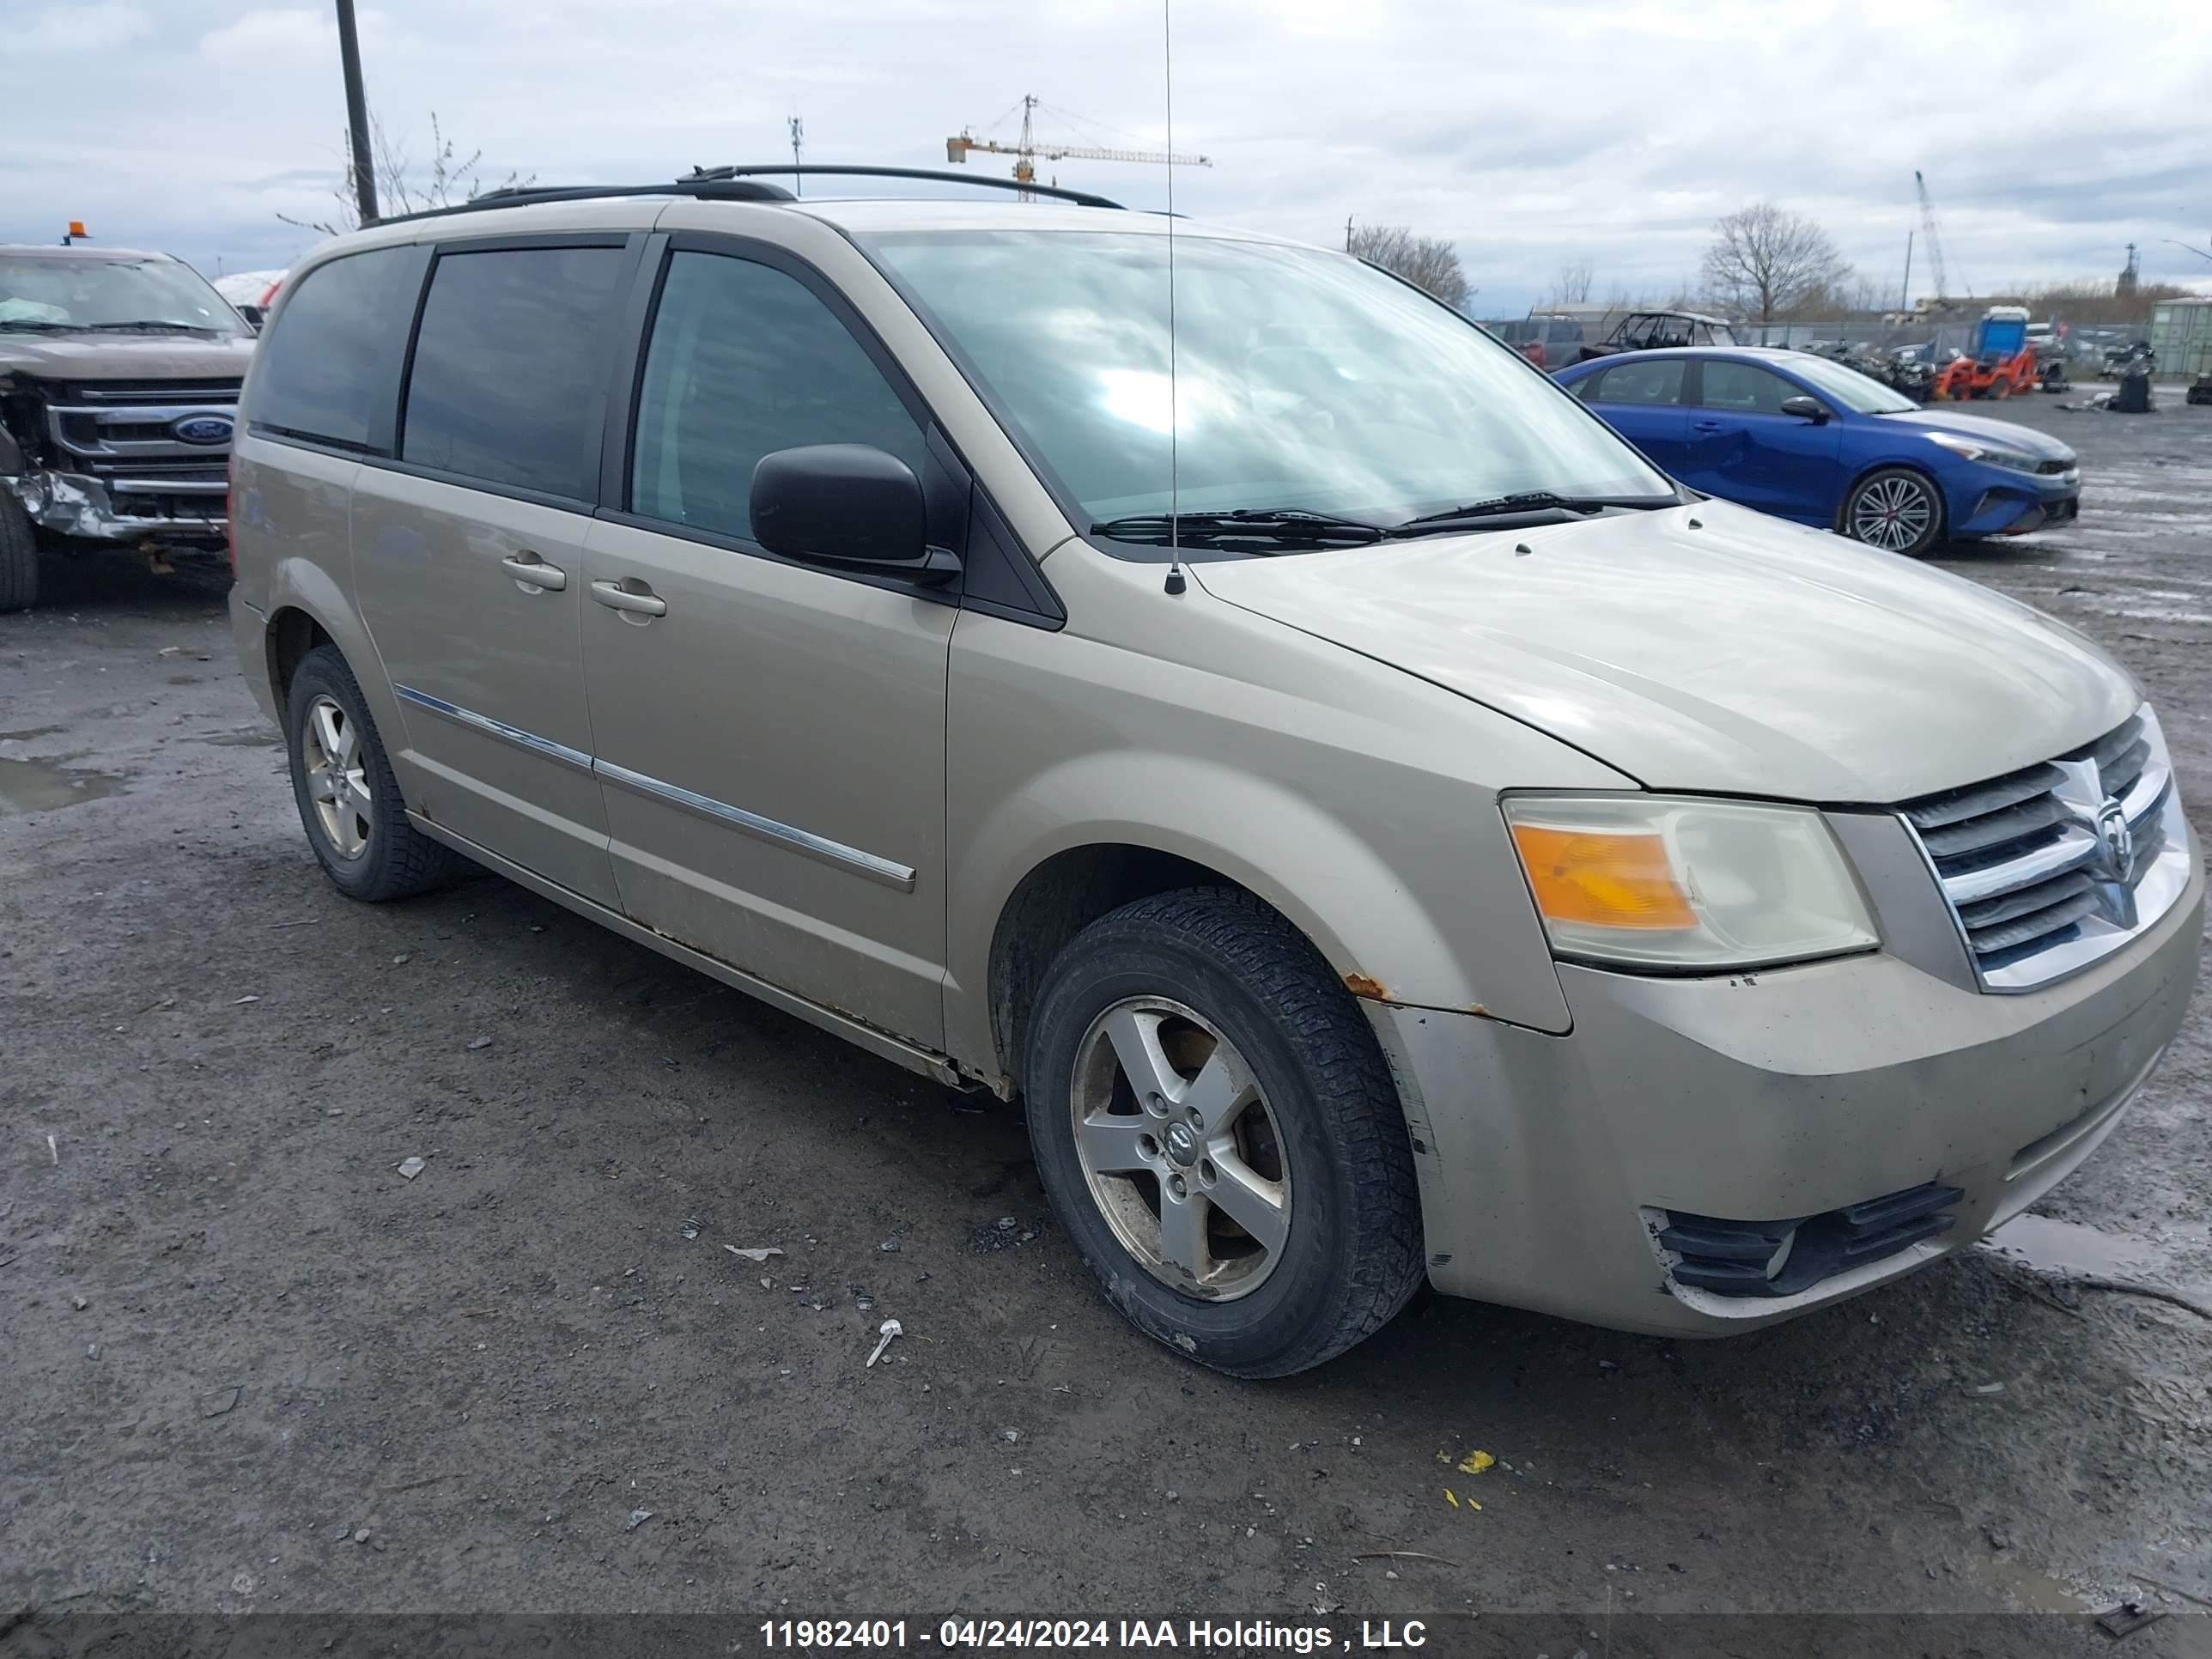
229;168;2202;1375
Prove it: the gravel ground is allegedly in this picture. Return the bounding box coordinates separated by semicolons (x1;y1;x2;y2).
3;398;2209;1651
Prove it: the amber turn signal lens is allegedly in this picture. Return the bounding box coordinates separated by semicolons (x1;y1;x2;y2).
1510;823;1696;929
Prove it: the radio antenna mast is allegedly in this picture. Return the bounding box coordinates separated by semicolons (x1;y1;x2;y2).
1161;0;1185;597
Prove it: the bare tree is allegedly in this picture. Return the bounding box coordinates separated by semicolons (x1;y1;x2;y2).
1348;223;1472;311
281;112;532;236
1699;202;1851;328
1549;258;1595;306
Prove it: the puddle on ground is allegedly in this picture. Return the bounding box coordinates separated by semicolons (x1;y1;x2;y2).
1981;1212;2212;1303
0;754;126;815
1967;1553;2091;1614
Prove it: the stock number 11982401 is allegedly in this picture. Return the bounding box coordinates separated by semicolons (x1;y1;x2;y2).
759;1620;908;1649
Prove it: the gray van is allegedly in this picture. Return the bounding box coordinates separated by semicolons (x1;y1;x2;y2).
228;168;2202;1376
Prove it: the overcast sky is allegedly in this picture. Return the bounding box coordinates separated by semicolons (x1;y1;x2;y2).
4;0;2209;314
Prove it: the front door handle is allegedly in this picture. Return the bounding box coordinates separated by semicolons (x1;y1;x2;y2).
501;553;567;592
1693;420;1725;431
590;579;667;618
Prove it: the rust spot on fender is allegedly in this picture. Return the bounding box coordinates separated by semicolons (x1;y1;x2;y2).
1343;972;1389;1001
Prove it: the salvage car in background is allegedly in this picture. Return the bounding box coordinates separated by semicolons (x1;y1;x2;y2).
1555;346;2079;556
1486;313;1586;369
211;268;289;331
1;243;254;611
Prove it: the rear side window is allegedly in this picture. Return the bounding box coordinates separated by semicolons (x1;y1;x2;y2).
1590;360;1685;405
249;246;422;451
400;246;629;500
629;252;925;544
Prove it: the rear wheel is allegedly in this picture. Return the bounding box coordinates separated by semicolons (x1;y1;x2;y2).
0;492;38;614
284;645;465;900
1024;888;1425;1377
1843;467;1944;557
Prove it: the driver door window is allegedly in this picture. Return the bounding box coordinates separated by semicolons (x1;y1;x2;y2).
629;252;928;544
1699;361;1796;414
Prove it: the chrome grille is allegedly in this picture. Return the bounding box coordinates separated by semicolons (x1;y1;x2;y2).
1901;706;2188;990
42;386;240;483
60;379;243;404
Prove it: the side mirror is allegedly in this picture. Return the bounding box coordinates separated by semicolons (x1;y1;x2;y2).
1778;395;1827;422
750;444;959;584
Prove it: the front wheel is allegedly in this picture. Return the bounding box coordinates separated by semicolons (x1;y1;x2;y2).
1024;888;1425;1377
1842;467;1945;556
0;491;38;614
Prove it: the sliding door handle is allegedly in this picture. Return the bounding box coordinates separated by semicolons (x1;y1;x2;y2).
590;579;667;618
501;553;566;592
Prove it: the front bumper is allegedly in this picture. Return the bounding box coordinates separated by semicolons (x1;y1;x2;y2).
3;467;228;544
1948;463;2079;538
1374;815;2202;1335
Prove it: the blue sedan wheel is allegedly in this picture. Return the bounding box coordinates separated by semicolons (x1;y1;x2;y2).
1843;467;1944;556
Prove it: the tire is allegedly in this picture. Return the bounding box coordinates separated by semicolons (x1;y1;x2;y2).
1841;466;1945;557
284;644;464;901
0;490;38;614
1024;887;1424;1377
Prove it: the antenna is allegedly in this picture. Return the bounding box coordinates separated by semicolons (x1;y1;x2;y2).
787;113;805;198
1161;0;1186;597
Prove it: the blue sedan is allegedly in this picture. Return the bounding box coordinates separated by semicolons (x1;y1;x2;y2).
1551;347;2081;556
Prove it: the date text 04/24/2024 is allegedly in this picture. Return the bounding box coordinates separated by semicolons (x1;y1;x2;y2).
758;1620;1431;1650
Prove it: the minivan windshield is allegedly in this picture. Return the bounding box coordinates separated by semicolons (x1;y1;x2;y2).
0;254;248;336
1778;353;1920;416
866;230;1674;535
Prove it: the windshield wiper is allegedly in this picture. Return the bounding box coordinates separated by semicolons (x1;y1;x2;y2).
0;319;76;332
82;320;217;333
1090;508;1388;549
1391;490;1674;533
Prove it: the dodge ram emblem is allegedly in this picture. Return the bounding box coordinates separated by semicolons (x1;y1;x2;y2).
2094;798;2136;884
172;414;234;446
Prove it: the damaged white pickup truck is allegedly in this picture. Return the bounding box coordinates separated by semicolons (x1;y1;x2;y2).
2;243;258;612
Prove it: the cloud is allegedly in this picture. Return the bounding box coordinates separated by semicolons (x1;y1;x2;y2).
0;0;2207;309
4;3;153;52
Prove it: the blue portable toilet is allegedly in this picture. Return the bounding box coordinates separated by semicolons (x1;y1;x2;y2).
1977;305;2029;362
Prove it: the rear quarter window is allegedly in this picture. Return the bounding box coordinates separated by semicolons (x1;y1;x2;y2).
246;246;426;453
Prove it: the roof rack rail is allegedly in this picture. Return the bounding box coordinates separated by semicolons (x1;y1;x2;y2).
376;177;794;227
372;164;1125;228
680;164;1123;210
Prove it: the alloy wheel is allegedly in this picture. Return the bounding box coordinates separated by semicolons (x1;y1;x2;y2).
301;693;373;860
1850;476;1935;552
1069;996;1292;1300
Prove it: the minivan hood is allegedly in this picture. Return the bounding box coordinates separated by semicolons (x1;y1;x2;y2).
1194;500;2136;803
0;333;256;380
1872;407;2075;460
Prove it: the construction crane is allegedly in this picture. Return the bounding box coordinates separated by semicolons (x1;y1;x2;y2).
1913;169;1968;306
946;94;1209;198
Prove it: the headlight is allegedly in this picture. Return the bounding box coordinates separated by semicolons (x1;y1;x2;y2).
1504;795;1878;970
1923;430;2039;473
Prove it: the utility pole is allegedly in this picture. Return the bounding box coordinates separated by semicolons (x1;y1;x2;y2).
334;0;379;226
1899;229;1913;314
788;114;805;198
1345;215;1352;252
